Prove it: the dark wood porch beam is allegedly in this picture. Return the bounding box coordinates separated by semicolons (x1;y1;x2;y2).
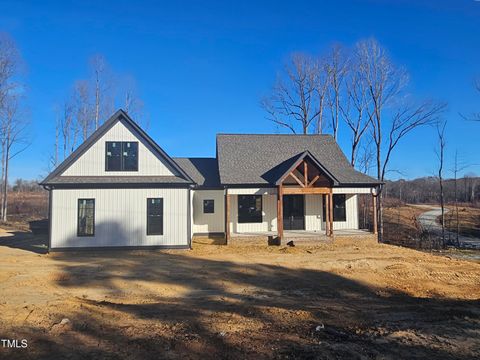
288;171;305;187
304;161;308;187
325;194;330;236
329;190;334;236
308;175;320;187
283;187;331;194
225;191;230;243
277;184;284;240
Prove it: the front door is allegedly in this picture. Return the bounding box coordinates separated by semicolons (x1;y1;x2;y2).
283;195;305;230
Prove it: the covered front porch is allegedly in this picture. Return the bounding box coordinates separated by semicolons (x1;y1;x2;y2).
224;152;379;245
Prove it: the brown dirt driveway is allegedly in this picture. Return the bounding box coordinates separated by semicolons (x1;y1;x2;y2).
0;231;479;359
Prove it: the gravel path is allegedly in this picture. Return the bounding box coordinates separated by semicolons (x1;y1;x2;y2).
418;207;480;249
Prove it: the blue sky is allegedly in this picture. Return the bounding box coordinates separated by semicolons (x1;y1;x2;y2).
1;0;480;181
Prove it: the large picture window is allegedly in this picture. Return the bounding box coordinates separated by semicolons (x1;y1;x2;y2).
147;198;163;235
78;199;95;237
322;194;347;222
238;195;262;223
106;141;138;171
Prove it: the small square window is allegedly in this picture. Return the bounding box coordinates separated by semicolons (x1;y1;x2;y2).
203;199;214;214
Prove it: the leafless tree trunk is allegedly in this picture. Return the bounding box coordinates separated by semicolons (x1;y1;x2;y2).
0;33;21;112
325;45;348;140
451;151;469;247
0;33;22;221
0;95;30;221
357;38;446;242
314;59;330;134
262;54;323;134
339;53;372;166
89;54;113;129
436;121;447;248
73;80;92;141
91;55;104;130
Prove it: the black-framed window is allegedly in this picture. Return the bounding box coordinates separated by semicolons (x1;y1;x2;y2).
322;194;347;222
238;195;262;223
78;199;95;237
106;141;138;171
147;198;163;235
203;199;214;214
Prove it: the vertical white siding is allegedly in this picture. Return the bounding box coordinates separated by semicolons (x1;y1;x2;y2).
192;190;225;233
62;119;177;176
226;193;359;233
229;194;277;233
305;194;323;231
330;194;359;230
51;188;189;248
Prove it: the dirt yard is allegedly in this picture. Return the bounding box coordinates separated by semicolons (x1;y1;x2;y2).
0;232;479;359
444;206;480;239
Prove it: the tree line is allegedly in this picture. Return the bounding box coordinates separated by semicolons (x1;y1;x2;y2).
262;38;447;241
384;176;478;205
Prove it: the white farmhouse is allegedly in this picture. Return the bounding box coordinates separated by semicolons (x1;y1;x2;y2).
41;110;381;250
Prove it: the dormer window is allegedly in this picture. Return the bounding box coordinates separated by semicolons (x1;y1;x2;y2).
106;141;138;171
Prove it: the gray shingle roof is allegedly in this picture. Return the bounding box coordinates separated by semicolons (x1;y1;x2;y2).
216;134;380;186
173;158;221;188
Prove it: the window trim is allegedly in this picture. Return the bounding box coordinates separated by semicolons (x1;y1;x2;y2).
105;141;139;172
237;195;263;224
77;198;95;237
146;197;164;236
333;194;347;222
203;199;215;214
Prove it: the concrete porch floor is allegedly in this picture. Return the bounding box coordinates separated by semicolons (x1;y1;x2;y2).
231;229;371;238
228;229;376;246
192;229;376;246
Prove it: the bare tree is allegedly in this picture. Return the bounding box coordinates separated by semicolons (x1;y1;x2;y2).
325;44;348;140
90;55;105;130
0;95;30;221
121;75;144;121
435;120;447;247
450;151;469;246
339;52;372;166
357;38;446;241
89;54;113;129
51;105;60;169
313;58;330;134
73;80;93;141
461;78;480;121
0;33;21;112
262;54;322;134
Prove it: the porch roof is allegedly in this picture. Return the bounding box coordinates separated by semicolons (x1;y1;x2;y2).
216;134;381;186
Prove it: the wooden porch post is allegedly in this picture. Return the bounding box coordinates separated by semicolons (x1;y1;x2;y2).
372;192;378;235
328;190;334;236
277;184;284;240
325;194;330;236
225;190;230;243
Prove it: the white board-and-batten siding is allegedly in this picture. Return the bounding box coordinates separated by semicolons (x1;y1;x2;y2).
62;119;177;177
50;188;189;249
192;190;225;234
227;193;359;233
